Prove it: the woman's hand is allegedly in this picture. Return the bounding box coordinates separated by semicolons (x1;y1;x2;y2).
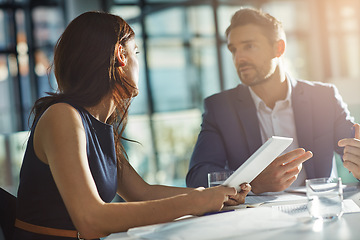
224;183;251;206
187;186;237;216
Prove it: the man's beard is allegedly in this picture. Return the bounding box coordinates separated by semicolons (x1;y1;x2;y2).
237;63;269;87
244;75;269;87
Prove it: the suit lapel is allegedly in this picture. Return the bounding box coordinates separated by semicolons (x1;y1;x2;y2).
233;85;263;155
291;78;315;177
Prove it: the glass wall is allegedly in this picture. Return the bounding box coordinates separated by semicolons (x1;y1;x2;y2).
32;7;64;97
322;0;360;123
0;8;20;133
0;1;64;133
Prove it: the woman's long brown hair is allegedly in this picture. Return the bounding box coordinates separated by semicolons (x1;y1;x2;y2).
30;11;137;173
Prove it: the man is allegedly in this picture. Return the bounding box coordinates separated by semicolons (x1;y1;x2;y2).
186;8;355;194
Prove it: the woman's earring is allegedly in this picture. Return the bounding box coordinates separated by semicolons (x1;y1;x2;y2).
115;60;120;67
115;60;125;67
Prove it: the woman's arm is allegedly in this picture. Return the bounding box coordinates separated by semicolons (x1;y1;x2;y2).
117;160;194;201
34;103;239;239
118;159;250;204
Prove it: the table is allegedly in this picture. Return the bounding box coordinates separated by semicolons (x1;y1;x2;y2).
105;185;360;240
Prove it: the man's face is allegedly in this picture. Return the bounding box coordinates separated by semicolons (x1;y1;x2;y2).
227;24;279;87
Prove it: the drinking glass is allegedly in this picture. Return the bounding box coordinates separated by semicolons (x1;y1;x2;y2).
306;177;343;221
208;171;234;188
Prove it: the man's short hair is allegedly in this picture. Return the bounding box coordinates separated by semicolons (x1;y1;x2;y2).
225;8;286;44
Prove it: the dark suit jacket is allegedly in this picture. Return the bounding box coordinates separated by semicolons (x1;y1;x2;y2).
186;76;355;188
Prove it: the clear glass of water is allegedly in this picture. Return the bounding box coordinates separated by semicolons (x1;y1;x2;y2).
306;177;344;221
208;171;234;188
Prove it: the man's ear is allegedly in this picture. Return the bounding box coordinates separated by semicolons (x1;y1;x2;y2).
116;45;127;67
274;39;285;58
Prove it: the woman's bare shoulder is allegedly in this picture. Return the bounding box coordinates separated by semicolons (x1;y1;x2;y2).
36;102;85;140
34;103;86;164
43;102;79;118
37;103;83;127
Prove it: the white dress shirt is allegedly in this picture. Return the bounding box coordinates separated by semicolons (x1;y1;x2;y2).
248;78;306;187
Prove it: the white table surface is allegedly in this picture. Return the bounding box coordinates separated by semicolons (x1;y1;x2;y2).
105;184;360;240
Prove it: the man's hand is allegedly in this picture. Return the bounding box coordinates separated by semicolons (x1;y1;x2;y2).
338;123;360;179
250;148;313;194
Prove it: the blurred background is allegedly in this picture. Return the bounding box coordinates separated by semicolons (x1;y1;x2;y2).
1;0;360;196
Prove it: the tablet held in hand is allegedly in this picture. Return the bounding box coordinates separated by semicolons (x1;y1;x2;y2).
222;136;293;191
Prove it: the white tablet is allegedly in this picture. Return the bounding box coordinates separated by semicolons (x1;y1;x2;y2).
222;136;293;191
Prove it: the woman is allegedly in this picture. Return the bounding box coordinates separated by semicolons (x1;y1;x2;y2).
13;11;250;240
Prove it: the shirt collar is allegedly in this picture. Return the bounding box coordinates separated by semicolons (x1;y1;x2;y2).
248;76;292;111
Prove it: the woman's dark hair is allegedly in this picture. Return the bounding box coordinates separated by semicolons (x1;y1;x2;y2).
225;8;286;44
30;11;136;171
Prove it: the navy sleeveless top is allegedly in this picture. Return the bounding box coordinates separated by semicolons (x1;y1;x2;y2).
13;103;118;240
